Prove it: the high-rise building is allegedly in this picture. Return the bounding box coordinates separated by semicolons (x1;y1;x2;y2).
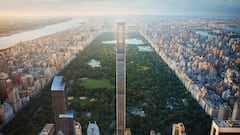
0;73;8;103
172;122;186;135
38;123;55;135
0;59;6;72
217;103;231;120
116;22;126;135
0;102;14;125
232;100;240;120
150;130;155;135
124;128;131;135
210;120;240;135
75;121;82;135
51;76;67;133
8;87;22;113
6;79;13;90
11;71;20;86
20;74;34;88
58;112;75;135
87;121;100;135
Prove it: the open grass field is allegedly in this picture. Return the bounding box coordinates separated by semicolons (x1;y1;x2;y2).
80;79;114;89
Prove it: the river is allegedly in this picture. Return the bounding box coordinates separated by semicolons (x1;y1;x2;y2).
221;26;240;32
0;18;85;50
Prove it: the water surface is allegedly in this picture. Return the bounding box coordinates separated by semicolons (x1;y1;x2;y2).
88;59;101;68
195;31;214;37
102;38;144;45
220;26;240;32
0;19;85;50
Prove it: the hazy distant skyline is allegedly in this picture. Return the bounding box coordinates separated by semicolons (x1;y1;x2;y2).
0;0;240;17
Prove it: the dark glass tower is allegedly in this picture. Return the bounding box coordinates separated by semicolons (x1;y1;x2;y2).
51;76;67;133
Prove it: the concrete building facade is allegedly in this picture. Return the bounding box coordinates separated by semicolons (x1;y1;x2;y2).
210;120;240;135
172;122;186;135
232;100;240;120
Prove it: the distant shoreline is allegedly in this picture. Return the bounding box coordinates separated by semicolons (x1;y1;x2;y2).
0;17;71;38
0;18;84;50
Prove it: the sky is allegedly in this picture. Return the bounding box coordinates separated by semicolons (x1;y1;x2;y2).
0;0;239;17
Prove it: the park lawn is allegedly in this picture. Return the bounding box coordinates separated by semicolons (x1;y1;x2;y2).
80;79;114;89
142;66;150;71
137;65;150;71
69;97;90;107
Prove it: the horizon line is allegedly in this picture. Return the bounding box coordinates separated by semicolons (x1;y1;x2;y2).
0;13;240;19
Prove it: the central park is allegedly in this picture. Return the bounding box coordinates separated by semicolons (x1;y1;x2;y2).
3;32;211;135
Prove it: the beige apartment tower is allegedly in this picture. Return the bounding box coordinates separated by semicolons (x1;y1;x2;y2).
210;120;240;135
217;104;231;120
232;100;240;120
116;22;126;135
172;122;186;135
124;128;131;135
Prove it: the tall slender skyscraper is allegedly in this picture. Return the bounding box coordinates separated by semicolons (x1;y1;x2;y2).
51;76;67;133
116;22;126;135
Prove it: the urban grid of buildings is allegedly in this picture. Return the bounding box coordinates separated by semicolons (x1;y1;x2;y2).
0;17;240;135
140;18;240;120
139;18;240;134
0;20;103;126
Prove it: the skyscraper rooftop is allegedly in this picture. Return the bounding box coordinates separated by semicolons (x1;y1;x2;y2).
172;122;186;135
214;120;240;128
210;120;240;135
87;121;100;135
59;111;74;119
51;76;66;91
38;123;55;135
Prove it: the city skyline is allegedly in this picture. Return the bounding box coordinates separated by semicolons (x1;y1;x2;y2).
0;0;240;134
0;0;240;17
0;15;240;134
